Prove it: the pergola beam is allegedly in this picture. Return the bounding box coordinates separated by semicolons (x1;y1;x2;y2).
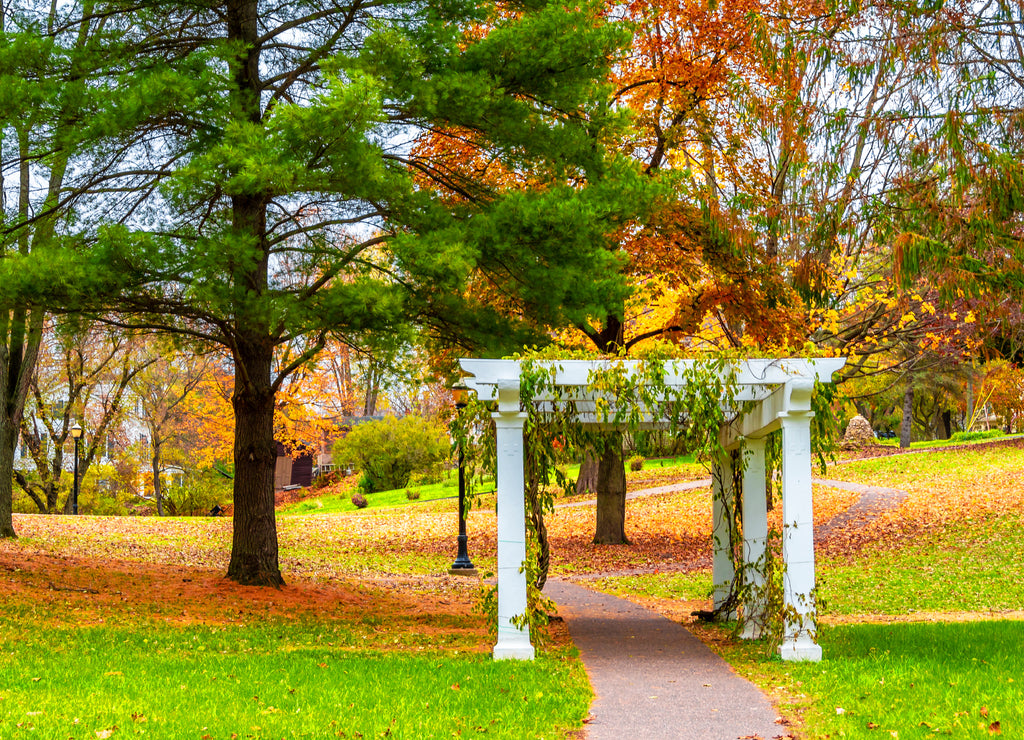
719;378;816;450
461;358;844;393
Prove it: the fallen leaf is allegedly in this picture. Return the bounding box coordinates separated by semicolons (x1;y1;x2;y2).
989;722;1001;735
981;707;989;718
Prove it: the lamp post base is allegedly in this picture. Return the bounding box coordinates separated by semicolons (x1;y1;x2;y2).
450;534;476;575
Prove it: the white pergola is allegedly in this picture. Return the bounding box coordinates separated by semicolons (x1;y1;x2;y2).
459;357;847;662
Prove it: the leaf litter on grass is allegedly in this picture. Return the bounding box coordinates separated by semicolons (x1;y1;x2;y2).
821;441;1024;558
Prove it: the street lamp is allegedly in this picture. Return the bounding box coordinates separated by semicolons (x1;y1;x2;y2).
70;423;83;515
449;385;477;576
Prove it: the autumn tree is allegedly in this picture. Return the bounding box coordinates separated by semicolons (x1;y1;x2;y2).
15;319;151;513
129;340;212;516
0;1;638;584
983;360;1024;433
176;360;236;476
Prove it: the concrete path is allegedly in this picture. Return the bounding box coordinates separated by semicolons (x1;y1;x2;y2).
556;479;710;509
546;581;792;740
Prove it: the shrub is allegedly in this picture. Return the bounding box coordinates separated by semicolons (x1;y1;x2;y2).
405;488;420;501
311;469;343;490
351;492;368;508
333;415;449;494
161;468;233;516
629;455;644;472
950;429;1004;444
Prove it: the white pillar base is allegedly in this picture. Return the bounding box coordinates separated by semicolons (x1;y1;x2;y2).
493;641;536;660
779;633;822;661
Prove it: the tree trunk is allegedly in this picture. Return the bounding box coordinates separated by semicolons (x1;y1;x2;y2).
152;438;164;517
223;0;282;587
227;339;283;586
900;379;913;449
593;432;629;545
583;315;632;545
575;451;599;495
0;425;17;537
941;410;952;440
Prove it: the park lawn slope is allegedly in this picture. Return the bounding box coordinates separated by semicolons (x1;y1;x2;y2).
0;549;590;739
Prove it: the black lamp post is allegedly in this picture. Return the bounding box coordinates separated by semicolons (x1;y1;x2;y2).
70;423;83;515
449;385;477;575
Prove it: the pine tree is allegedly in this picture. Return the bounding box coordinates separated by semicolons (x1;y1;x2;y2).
0;0;640;583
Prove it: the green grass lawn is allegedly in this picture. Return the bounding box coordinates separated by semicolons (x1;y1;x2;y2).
281;475;470;515
820;513;1024;615
703;619;1024;740
794;620;1024;739
0;620;590;739
873;430;1021;450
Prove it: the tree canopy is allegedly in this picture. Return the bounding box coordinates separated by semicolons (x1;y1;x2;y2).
0;0;644;584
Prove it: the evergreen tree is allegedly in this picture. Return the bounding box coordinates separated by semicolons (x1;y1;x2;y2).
0;0;641;584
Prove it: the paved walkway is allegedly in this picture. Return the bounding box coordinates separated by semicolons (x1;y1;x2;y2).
546;581;791;740
544;476;910;738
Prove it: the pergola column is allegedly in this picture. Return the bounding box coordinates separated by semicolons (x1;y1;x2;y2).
740;437;768;639
492;380;535;660
711;449;735;615
779;407;822;661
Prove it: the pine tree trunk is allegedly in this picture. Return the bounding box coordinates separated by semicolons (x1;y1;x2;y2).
900;379;913;449
227;338;283;586
223;1;281;586
593;432;629;545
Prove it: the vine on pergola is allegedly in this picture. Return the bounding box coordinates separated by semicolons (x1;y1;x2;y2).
454;348;839;642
